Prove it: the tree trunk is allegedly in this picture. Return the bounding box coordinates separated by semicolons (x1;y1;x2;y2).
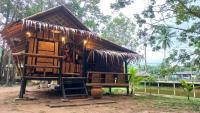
130;84;133;95
6;52;11;85
164;48;166;60
0;42;5;80
144;45;147;72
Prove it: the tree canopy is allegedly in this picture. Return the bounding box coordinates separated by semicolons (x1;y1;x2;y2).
111;0;200;69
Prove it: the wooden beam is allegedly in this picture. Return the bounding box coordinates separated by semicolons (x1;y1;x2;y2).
13;53;64;59
87;71;130;76
25;64;60;69
86;83;129;87
48;100;116;108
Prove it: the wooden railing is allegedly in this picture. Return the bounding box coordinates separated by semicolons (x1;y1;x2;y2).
12;52;64;59
86;71;129;87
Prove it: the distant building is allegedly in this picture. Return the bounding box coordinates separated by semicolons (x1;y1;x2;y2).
136;71;150;78
172;71;199;81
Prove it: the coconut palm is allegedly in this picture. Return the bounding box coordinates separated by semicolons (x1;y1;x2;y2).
150;25;176;60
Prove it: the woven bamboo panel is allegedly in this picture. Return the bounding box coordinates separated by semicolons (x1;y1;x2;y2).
105;74;114;83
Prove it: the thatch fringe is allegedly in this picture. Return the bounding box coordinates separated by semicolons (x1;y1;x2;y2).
88;49;142;64
22;19;100;39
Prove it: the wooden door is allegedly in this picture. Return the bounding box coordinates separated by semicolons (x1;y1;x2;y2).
30;40;59;73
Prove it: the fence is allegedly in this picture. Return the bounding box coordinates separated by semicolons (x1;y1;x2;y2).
137;81;200;98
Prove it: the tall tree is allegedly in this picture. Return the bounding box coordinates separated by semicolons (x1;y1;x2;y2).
112;0;200;69
101;13;137;50
150;25;176;60
137;28;149;72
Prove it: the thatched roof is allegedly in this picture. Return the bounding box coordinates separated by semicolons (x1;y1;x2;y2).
88;49;142;63
1;5;142;61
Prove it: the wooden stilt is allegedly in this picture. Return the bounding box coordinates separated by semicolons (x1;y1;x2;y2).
126;86;129;95
23;79;27;94
124;60;129;96
109;87;112;94
19;79;25;98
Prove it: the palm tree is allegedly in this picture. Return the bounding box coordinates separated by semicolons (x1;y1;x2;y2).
152;25;175;60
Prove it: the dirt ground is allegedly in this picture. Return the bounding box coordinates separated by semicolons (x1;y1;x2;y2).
0;86;196;113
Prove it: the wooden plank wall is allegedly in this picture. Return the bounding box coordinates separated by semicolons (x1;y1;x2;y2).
26;30;82;75
27;37;59;73
62;62;81;74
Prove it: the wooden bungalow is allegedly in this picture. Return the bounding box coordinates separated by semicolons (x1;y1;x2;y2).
1;5;141;99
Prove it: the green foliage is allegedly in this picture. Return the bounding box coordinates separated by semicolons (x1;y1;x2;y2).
159;63;176;77
110;0;134;10
149;25;176;60
129;66;144;95
138;64;160;75
180;80;193;100
132;0;200;69
101;13;137;50
145;76;156;95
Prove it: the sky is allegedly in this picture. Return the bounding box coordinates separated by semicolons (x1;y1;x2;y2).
98;0;166;65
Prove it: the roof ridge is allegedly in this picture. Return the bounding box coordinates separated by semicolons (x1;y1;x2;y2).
24;5;63;20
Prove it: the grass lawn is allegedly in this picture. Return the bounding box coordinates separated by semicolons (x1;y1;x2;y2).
134;95;200;112
103;87;200;112
103;85;200;98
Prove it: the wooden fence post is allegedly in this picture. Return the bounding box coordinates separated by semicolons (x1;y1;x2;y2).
144;81;146;93
157;82;160;94
173;82;176;96
193;84;196;98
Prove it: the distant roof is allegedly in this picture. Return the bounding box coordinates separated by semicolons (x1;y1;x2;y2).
136;71;150;77
175;71;199;75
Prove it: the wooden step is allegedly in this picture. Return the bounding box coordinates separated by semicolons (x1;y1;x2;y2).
66;94;87;97
62;77;87;80
64;87;85;90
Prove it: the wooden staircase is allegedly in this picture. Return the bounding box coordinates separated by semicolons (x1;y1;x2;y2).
61;77;88;99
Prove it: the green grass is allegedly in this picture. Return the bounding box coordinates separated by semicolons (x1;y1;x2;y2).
103;87;200;112
135;86;200;98
134;95;200;112
103;86;200;98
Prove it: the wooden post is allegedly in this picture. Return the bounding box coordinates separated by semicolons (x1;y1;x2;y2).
173;82;176;96
144;81;146;93
157;82;160;95
19;34;29;98
82;42;87;77
193;84;196;98
58;43;63;87
109;87;112;94
19;79;26;98
124;60;129;95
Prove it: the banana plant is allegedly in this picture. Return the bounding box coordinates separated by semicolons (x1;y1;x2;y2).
129;67;144;95
180;80;193;100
